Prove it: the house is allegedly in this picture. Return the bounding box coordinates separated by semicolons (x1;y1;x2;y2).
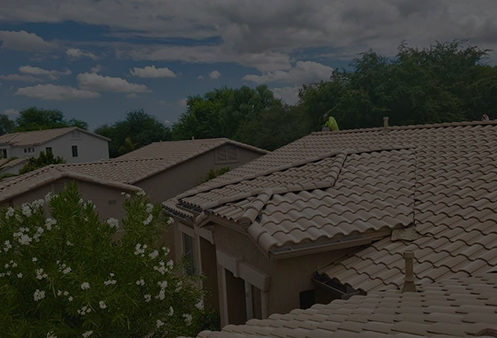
0;127;110;170
163;120;497;327
198;273;497;337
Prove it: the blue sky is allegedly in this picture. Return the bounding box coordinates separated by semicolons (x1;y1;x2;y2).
0;1;496;130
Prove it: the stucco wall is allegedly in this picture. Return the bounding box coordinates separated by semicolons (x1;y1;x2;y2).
8;129;109;164
1;178;128;219
136;144;264;203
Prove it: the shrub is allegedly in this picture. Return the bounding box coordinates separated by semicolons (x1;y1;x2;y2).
19;150;65;174
202;167;230;183
0;184;205;337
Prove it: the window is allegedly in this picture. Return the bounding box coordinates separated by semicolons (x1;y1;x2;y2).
182;233;195;275
45;147;52;154
299;289;315;309
0;149;7;158
72;145;78;157
215;146;238;164
24;147;34;153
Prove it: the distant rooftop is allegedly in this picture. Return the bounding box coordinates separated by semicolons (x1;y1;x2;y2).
0;127;110;147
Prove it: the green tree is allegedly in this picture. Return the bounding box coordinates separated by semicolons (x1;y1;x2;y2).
19;150;65;174
15;107;88;132
0;184;206;337
0;114;15;135
95;110;171;158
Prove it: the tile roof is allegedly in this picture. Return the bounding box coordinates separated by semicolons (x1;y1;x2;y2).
165;121;497;276
117;138;267;160
0;165;140;202
198;273;497;338
0;158;27;171
0;127;109;146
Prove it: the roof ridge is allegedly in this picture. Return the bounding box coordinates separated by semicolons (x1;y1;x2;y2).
312;120;497;135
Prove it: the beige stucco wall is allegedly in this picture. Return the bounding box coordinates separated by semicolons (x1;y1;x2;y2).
1;178;129;219
136;144;264;203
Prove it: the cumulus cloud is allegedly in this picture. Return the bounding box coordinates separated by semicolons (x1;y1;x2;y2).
77;73;149;93
243;61;333;85
2;108;19;116
0;74;42;83
19;65;71;80
16;84;100;100
66;48;98;60
90;64;102;73
271;86;301;105
209;70;221;79
130;65;176;78
0;30;55;51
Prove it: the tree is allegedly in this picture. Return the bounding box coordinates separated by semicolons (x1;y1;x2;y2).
15;107;88;132
95;110;172;158
0;184;208;337
19;150;65;174
0;114;15;135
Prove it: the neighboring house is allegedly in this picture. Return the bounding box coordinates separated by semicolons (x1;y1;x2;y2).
199;273;497;337
163;120;497;327
0;127;110;171
0;158;28;175
0;165;140;219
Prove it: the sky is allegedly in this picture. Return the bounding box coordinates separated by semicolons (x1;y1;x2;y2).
0;1;496;130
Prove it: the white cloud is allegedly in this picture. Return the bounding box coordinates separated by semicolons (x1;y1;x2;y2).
16;84;100;100
244;61;333;85
2;108;19;116
130;65;176;78
77;73;150;93
0;74;42;83
66;48;98;60
271;86;300;105
19;65;71;80
0;30;55;51
197;75;204;80
90;64;102;73
178;98;187;107
209;70;221;79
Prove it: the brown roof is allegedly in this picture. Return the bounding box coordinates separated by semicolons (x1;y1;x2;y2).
117;138;267;160
0;165;140;202
198;273;497;337
0;127;110;146
165;121;497;272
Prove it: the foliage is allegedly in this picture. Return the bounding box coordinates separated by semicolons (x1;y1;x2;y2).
172;85;307;150
0;184;206;337
298;41;497;131
202;167;231;183
15;107;88;132
0;114;15;135
19;151;65;174
95;110;171;157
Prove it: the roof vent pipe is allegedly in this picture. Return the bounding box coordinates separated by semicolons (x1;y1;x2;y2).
383;116;389;128
401;251;417;292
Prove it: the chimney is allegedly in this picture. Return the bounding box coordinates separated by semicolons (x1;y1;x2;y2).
401;251;416;292
383;116;389;128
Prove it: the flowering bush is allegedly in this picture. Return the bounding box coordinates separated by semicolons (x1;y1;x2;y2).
0;183;205;337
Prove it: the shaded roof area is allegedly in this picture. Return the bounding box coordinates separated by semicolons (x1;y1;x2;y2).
0;127;109;146
165;120;497;283
117;138;267;160
0;165;139;202
199;273;497;338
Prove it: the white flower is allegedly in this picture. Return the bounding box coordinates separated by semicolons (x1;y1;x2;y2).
175;281;182;292
136;279;145;286
36;268;48;280
17;273;23;278
18;234;32;245
81;282;90;290
137;190;145;196
68;296;73;302
167;260;174;269
66;241;73;246
46;331;57;338
134;243;145;256
167;217;175;225
57;290;62;296
183;313;192;326
63;291;69;296
143;214;153;225
195;299;204;310
34;289;45;301
156;319;164;328
146;203;153;213
45;218;56;230
104;279;117;286
62;266;71;274
5;207;14;219
21;204;32;217
44;192;53;203
77;305;91;315
158;281;167;289
32;257;37;262
156;289;165;300
3;240;12;252
168;306;174;316
99;300;107;309
82;330;93;337
106;218;119;229
148;250;159;259
32;199;44;209
144;294;151;302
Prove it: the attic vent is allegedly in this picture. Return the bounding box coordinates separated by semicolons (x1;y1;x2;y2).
215;147;238;164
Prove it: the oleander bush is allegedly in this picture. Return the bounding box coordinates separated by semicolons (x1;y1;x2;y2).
0;183;205;337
